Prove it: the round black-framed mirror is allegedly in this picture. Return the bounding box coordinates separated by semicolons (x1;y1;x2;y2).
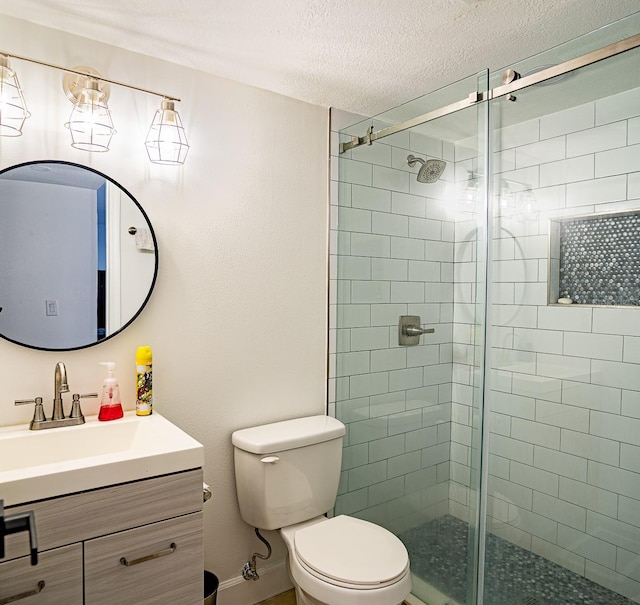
0;160;158;351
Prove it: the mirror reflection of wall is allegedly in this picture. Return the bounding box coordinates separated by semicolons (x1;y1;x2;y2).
1;175;97;347
0;161;157;351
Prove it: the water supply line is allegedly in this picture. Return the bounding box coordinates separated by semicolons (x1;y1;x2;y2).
242;528;272;581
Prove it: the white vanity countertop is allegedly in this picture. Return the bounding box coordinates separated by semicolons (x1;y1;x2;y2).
0;411;204;506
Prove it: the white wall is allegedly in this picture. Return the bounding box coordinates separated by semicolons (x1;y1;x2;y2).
0;16;329;603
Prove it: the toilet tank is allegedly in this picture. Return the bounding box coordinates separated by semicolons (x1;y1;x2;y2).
232;415;346;530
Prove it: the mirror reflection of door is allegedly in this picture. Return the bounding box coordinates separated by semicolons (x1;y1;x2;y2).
0;162;157;351
105;181;120;336
104;183;155;336
116;186;155;323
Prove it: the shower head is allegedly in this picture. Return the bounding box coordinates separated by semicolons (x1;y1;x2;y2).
407;154;446;184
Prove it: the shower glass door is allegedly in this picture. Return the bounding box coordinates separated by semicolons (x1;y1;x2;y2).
483;18;640;605
330;70;489;605
331;11;640;605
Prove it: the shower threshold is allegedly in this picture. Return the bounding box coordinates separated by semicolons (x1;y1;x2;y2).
405;573;462;605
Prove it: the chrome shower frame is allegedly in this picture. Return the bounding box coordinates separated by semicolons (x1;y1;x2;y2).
339;31;640;154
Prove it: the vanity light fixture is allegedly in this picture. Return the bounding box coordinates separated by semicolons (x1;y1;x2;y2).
145;99;189;165
63;71;116;152
0;51;188;164
0;54;30;136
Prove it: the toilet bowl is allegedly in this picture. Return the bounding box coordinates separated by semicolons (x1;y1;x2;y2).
279;516;411;605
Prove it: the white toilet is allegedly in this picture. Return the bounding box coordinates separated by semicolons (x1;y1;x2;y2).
232;415;412;605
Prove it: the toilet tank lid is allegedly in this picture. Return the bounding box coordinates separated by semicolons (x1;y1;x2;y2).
232;415;345;454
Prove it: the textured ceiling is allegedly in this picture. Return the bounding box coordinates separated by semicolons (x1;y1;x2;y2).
0;0;638;116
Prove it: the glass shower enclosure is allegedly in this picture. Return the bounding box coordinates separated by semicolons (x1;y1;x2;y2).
330;12;640;605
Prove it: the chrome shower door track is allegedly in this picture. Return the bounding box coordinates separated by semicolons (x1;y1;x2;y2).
339;92;481;153
339;31;640;154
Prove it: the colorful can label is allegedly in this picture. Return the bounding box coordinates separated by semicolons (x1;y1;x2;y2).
136;364;153;415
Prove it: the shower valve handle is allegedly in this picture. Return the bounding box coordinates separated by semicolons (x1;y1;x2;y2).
404;325;435;337
399;315;435;346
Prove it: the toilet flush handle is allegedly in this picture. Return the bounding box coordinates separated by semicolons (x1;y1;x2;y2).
260;456;280;464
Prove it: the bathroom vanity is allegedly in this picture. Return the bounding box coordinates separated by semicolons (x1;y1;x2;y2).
0;413;204;605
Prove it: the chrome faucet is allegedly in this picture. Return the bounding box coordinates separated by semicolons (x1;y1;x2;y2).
52;361;69;421
14;362;97;430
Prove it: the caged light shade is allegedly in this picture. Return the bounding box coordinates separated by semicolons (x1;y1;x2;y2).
65;78;116;152
0;54;30;136
145;99;189;165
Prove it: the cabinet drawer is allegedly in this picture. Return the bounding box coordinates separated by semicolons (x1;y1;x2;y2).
5;468;202;560
85;512;203;605
0;543;82;605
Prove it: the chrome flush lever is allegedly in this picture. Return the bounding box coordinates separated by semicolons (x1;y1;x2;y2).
399;315;435;346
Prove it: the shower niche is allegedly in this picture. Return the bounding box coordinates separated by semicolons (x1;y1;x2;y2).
548;209;640;307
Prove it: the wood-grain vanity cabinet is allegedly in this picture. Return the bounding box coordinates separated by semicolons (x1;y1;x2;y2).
0;469;203;605
0;544;83;605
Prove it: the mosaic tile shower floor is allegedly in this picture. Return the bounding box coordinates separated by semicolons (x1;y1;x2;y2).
400;515;636;605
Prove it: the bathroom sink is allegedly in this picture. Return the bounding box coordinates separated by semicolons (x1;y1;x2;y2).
0;412;203;506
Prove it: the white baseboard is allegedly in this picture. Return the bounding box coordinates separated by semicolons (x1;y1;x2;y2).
218;561;292;604
218;562;461;605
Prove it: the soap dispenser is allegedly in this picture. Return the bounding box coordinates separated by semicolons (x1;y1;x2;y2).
98;362;124;421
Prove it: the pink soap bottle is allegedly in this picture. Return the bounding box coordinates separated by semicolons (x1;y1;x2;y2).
98;362;124;421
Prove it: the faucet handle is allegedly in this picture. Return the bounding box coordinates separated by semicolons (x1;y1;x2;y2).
69;392;98;420
15;397;47;425
70;393;94;420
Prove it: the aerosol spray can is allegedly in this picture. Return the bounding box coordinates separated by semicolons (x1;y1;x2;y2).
135;346;153;416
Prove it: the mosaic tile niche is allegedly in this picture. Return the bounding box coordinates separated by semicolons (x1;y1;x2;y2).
548;210;640;307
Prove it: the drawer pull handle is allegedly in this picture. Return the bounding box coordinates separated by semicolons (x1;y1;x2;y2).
119;542;177;567
0;580;45;604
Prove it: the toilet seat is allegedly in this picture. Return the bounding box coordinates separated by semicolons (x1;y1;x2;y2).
293;515;409;589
